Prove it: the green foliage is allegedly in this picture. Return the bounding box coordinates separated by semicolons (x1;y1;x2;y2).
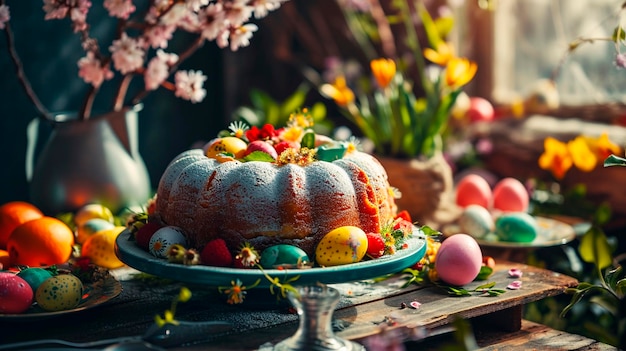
231;83;331;134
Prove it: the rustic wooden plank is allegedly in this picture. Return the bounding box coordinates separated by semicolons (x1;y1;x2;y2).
334;261;578;342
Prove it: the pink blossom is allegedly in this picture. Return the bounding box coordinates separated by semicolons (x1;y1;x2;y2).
104;0;136;20
43;0;70;20
249;0;286;18
109;33;145;74
223;0;254;27
0;5;10;30
78;51;114;88
186;0;210;12
615;53;626;69
508;268;523;278
199;3;227;41
409;301;422;309
144;24;176;49
159;3;189;26
225;23;258;51
174;70;207;103
145;50;179;91
507;281;522;290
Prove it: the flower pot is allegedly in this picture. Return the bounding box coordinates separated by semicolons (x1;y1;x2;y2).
26;105;151;215
377;153;461;227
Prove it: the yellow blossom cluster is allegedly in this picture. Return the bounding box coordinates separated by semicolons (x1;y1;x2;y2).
538;133;622;179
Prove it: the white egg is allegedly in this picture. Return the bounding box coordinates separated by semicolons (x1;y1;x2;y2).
149;226;187;258
458;205;494;239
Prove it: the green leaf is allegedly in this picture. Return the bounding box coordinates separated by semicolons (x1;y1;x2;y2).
301;132;316;149
475;266;493;281
474;282;496;290
615;278;626;297
612;26;626;43
279;83;310;117
242;151;276;162
604;154;626;167
579;226;613;269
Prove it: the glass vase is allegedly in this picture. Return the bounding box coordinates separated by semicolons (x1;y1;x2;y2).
273;285;364;351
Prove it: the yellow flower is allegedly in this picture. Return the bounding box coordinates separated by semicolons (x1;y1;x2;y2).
423;41;455;66
583;133;622;160
370;58;396;89
320;76;355;106
445;57;477;89
281;125;304;143
539;137;573;180
568;136;597;172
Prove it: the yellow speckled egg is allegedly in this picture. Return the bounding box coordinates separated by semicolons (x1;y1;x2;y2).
81;226;126;269
35;274;83;312
205;137;247;159
315;226;368;267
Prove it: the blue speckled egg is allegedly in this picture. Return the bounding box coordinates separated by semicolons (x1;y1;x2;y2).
495;213;538;243
260;244;310;268
458;205;494;239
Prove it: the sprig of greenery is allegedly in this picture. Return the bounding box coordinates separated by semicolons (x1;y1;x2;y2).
438;282;506;297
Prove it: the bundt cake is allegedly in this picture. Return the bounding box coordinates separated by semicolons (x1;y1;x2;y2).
154;148;397;257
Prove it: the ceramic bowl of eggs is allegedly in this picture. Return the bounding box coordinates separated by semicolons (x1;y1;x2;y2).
454;174;538;244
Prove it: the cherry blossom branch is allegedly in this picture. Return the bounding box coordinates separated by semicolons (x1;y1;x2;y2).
1;4;52;121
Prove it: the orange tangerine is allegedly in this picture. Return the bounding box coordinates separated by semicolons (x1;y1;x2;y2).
0;201;44;249
7;216;75;267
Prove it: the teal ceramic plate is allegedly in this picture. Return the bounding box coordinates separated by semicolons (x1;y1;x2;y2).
0;273;122;321
445;216;576;249
115;229;426;288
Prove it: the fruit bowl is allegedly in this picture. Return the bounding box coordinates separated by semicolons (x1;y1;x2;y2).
115;229;427;288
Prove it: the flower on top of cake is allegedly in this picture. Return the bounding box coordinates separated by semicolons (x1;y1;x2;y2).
204;108;351;165
128;108;417;270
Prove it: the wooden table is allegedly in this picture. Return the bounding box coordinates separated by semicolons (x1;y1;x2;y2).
0;261;611;350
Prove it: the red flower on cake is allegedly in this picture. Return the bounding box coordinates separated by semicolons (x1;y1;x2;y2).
245;124;280;142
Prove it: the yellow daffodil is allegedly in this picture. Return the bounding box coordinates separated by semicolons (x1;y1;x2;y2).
320;76;355;106
423;41;456;66
568;136;597;172
281;125;304;143
370;58;396;89
445;57;477;89
582;132;622;160
539;137;573;180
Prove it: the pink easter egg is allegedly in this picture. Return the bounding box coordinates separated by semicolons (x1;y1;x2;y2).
492;177;529;212
435;234;483;286
455;174;493;208
467;97;495;122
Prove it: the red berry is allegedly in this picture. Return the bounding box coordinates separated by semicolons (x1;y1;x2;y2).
135;222;162;250
200;239;232;267
365;232;386;258
274;141;300;156
395;210;412;223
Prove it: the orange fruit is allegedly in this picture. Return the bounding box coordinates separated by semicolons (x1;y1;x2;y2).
0;201;44;249
7;216;75;267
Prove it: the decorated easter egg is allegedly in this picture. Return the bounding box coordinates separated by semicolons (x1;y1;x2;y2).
458;205;494;239
35;274;83;312
467;97;495;122
0;272;34;314
243;140;278;160
492;178;529;212
16;267;53;294
455;174;492;208
81;226;126;269
315;226;368;267
76;218;116;244
435;234;483;286
74;203;114;227
149;226;187;258
260;244;310;268
205;137;248;159
495;213;538;243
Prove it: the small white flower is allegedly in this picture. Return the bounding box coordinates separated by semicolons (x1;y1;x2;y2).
186;0;210;12
249;0;285;19
0;5;10;30
228;23;258;51
174;70;207;103
78;51;114;88
104;0;136;20
144;50;178;91
109;33;145;74
159;3;189;26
